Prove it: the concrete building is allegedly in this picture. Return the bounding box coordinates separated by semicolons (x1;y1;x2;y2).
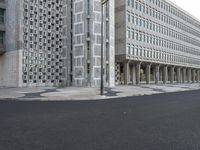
0;0;64;87
115;0;200;85
0;0;115;88
64;0;115;87
1;0;200;88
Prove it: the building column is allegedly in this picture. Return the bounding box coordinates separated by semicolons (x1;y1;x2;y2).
152;67;155;82
159;68;163;82
163;66;168;84
177;67;181;84
187;68;191;83
182;68;186;83
131;64;136;85
170;66;174;84
197;70;200;83
123;61;130;85
136;63;141;85
192;69;196;83
155;65;160;84
146;64;151;84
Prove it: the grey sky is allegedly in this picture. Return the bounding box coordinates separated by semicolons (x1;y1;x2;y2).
169;0;200;20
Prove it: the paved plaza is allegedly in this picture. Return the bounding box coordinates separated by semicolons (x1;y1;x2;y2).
0;84;200;101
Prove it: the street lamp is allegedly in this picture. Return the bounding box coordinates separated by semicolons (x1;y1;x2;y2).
100;0;109;96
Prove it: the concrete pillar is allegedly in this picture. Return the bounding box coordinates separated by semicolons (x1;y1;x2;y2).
187;68;191;83
163;66;168;84
155;65;160;84
159;68;163;82
170;66;174;84
182;68;186;83
197;70;200;83
131;64;136;85
123;62;130;85
192;69;196;83
136;63;141;85
146;64;151;84
180;69;183;83
152;68;156;81
177;68;181;84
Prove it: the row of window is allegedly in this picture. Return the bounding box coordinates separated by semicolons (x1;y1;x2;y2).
24;36;61;43
23;79;62;84
26;0;63;11
0;8;4;25
23;43;62;51
23;64;62;71
127;0;200;30
126;44;200;66
127;0;200;39
24;7;62;17
127;29;200;56
24;35;62;43
127;13;200;47
23;58;62;66
23;20;62;31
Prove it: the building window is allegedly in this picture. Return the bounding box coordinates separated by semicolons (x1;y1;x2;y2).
0;31;4;44
0;8;4;24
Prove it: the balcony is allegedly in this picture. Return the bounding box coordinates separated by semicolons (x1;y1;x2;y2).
0;44;5;55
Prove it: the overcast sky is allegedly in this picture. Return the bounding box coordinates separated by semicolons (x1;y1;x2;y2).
169;0;200;20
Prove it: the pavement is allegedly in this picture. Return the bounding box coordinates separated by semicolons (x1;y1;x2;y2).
1;90;200;150
0;84;200;100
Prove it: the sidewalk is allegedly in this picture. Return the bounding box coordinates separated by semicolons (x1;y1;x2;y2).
0;84;200;101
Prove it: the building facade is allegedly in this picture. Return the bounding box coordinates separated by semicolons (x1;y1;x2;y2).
115;0;200;85
1;0;200;88
0;0;65;87
0;0;115;87
0;0;5;56
0;0;6;86
64;0;115;87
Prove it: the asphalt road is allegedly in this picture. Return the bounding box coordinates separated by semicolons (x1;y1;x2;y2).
1;90;200;150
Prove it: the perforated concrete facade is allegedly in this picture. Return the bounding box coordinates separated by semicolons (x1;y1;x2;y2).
0;0;115;87
22;0;64;86
0;0;65;87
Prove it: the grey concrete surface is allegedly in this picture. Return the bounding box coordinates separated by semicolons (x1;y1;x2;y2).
0;84;200;101
1;90;200;150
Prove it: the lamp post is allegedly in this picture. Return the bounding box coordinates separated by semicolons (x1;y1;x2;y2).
100;0;109;96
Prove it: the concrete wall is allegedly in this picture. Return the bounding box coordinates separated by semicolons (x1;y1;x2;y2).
67;0;115;87
107;0;115;87
0;0;23;87
115;0;126;56
5;0;22;52
0;50;23;87
62;0;69;86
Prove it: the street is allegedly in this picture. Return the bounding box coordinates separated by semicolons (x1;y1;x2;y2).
0;90;200;150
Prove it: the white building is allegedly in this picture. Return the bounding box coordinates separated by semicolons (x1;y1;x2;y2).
115;0;200;85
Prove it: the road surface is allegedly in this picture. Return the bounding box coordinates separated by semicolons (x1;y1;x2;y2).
0;90;200;150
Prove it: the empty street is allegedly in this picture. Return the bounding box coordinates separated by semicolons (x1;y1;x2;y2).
1;90;200;150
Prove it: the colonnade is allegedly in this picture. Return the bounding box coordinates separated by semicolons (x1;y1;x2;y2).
122;61;200;85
